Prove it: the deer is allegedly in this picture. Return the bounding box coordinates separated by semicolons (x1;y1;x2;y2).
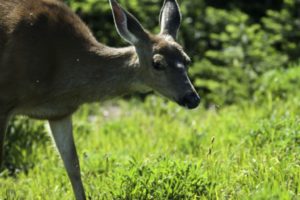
0;0;200;199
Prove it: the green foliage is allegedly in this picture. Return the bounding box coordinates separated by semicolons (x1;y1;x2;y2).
190;7;287;105
255;64;300;101
113;158;214;199
3;118;49;176
189;0;300;105
262;0;300;60
0;95;299;199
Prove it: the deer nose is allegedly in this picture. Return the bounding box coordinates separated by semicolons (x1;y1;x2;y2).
179;92;200;109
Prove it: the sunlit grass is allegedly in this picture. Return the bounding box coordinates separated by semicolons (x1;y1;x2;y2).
0;95;299;199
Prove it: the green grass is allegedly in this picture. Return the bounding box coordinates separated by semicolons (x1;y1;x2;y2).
0;95;299;200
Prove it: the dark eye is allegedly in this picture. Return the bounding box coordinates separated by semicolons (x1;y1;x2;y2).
152;60;165;71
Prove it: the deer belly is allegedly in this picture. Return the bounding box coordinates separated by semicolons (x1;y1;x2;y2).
13;103;78;120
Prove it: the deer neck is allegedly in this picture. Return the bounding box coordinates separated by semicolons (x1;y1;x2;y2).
63;43;142;103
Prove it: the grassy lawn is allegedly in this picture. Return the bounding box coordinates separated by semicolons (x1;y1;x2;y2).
0;95;299;199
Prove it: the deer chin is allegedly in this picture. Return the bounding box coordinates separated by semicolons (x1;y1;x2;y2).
131;83;152;93
177;100;199;110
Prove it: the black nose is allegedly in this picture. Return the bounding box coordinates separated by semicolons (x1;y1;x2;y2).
178;92;200;109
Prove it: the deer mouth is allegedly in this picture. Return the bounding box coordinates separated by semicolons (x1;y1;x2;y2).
177;92;200;109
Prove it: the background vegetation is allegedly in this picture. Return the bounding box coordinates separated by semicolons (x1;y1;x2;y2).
0;0;299;199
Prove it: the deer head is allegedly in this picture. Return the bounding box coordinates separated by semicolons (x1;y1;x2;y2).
110;0;200;109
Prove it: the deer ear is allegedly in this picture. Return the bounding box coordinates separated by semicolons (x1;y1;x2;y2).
159;0;182;39
109;0;149;45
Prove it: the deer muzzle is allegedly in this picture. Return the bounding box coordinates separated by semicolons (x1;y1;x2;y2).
178;92;200;109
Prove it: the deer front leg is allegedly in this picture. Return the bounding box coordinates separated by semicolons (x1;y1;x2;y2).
49;116;86;200
0;114;8;170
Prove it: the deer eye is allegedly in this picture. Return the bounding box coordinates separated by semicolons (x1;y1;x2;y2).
152;60;165;71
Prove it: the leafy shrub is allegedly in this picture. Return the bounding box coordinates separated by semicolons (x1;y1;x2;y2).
255;63;300;101
3;118;49;176
190;7;289;106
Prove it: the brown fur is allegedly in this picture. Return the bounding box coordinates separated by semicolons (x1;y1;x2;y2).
0;0;140;119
